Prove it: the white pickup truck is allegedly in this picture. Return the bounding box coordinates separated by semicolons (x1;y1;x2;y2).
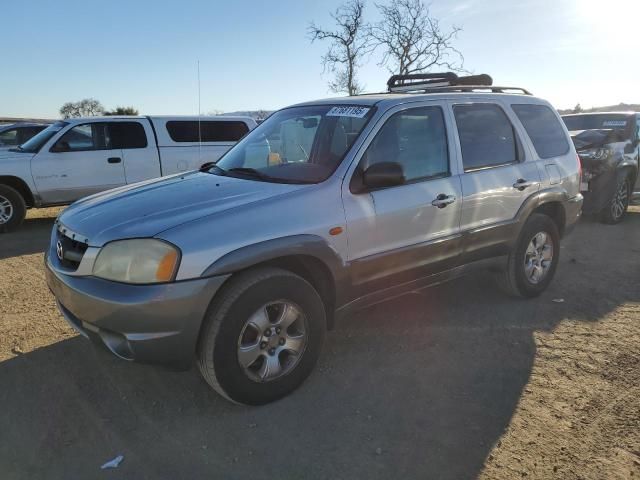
0;115;256;231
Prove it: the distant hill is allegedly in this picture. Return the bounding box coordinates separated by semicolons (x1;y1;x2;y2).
559;103;640;115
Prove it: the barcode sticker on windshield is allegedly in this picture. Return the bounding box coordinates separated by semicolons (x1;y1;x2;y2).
602;120;626;127
327;106;370;118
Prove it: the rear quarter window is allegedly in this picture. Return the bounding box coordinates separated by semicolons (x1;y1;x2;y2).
110;122;148;149
512;104;569;159
166;121;249;143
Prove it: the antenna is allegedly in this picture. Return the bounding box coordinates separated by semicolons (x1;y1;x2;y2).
197;60;202;164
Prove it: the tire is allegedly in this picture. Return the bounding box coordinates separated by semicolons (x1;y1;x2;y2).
499;213;560;298
0;184;27;233
197;267;326;405
600;172;631;224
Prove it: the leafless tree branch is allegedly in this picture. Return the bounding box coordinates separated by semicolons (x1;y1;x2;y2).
308;0;372;95
369;0;464;76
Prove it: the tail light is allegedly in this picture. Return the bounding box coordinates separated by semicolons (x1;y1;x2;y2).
576;153;582;185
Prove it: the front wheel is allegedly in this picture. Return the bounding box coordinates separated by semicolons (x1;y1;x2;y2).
197;267;326;405
499;213;560;298
0;185;27;233
601;173;630;224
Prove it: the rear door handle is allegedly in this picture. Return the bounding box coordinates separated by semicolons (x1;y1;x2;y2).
108;157;122;164
513;179;536;190
431;194;456;208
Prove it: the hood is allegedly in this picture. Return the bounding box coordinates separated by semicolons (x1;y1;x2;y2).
0;149;34;161
570;129;627;151
58;172;307;246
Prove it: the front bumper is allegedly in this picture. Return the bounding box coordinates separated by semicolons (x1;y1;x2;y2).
581;169;617;214
45;258;229;369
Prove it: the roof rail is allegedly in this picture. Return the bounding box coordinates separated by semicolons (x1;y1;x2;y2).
386;72;531;95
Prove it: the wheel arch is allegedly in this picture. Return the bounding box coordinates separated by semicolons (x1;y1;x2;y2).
202;235;348;329
531;201;566;237
0;176;35;207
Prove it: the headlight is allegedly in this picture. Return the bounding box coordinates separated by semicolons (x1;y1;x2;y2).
93;239;180;284
578;147;611;160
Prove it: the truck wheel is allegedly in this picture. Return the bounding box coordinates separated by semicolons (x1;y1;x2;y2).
499;213;560;298
197;267;326;405
601;173;630;224
0;185;26;233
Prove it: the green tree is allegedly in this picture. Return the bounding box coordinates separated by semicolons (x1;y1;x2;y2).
104;106;139;116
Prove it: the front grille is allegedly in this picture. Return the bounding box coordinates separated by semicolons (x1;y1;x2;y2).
55;227;89;271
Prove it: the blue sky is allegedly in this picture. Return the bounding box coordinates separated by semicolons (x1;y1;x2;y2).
3;0;639;118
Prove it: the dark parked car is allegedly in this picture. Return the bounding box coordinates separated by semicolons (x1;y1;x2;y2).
0;123;49;150
562;112;640;223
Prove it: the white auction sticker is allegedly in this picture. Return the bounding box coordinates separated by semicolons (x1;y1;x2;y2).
602;120;626;127
326;106;370;118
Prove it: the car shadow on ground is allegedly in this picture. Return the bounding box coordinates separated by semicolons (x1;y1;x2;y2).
0;211;639;479
0;215;56;260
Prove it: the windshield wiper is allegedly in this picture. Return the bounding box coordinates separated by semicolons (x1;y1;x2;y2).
200;162;226;175
226;167;272;180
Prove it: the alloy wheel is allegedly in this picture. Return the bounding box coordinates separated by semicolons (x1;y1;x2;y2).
0;195;13;225
524;231;554;284
237;301;308;382
611;178;629;221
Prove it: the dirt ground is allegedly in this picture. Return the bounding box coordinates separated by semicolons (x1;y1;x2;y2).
0;206;639;480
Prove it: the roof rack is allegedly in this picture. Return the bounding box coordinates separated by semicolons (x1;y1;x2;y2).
386;72;531;95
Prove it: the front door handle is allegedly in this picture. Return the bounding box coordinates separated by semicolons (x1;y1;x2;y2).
431;193;456;208
513;179;536;190
108;157;122;164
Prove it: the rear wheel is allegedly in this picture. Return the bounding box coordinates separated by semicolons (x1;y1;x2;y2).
601;173;630;224
197;267;326;405
499;213;560;298
0;185;26;233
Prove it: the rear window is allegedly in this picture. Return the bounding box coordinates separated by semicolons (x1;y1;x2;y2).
110;122;148;149
512;104;570;159
166;120;249;143
562;114;632;131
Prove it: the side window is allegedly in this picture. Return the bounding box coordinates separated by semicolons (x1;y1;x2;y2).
361;106;449;182
16;126;46;144
0;128;18;146
166;121;249;142
512;104;570;159
110;122;148;149
53;123;111;152
454;104;520;171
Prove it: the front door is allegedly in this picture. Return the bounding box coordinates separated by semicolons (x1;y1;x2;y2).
342;103;463;292
32;122;126;204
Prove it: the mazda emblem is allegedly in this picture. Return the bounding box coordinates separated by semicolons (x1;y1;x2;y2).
56;241;64;261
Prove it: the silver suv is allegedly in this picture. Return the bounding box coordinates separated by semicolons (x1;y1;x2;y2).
45;74;583;405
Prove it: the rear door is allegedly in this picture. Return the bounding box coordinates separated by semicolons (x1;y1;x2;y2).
450;101;540;257
32;122;126;204
111;120;161;184
342;102;463;290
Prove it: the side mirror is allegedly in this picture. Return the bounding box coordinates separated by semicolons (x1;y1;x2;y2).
363;162;405;190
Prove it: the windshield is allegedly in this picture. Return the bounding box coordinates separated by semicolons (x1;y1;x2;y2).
213;105;375;184
562;114;631;132
16;121;68;153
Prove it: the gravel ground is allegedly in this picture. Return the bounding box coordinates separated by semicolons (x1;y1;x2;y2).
0;206;638;480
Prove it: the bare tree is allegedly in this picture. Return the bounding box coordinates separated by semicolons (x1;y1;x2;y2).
59;98;105;118
308;0;371;95
370;0;463;75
